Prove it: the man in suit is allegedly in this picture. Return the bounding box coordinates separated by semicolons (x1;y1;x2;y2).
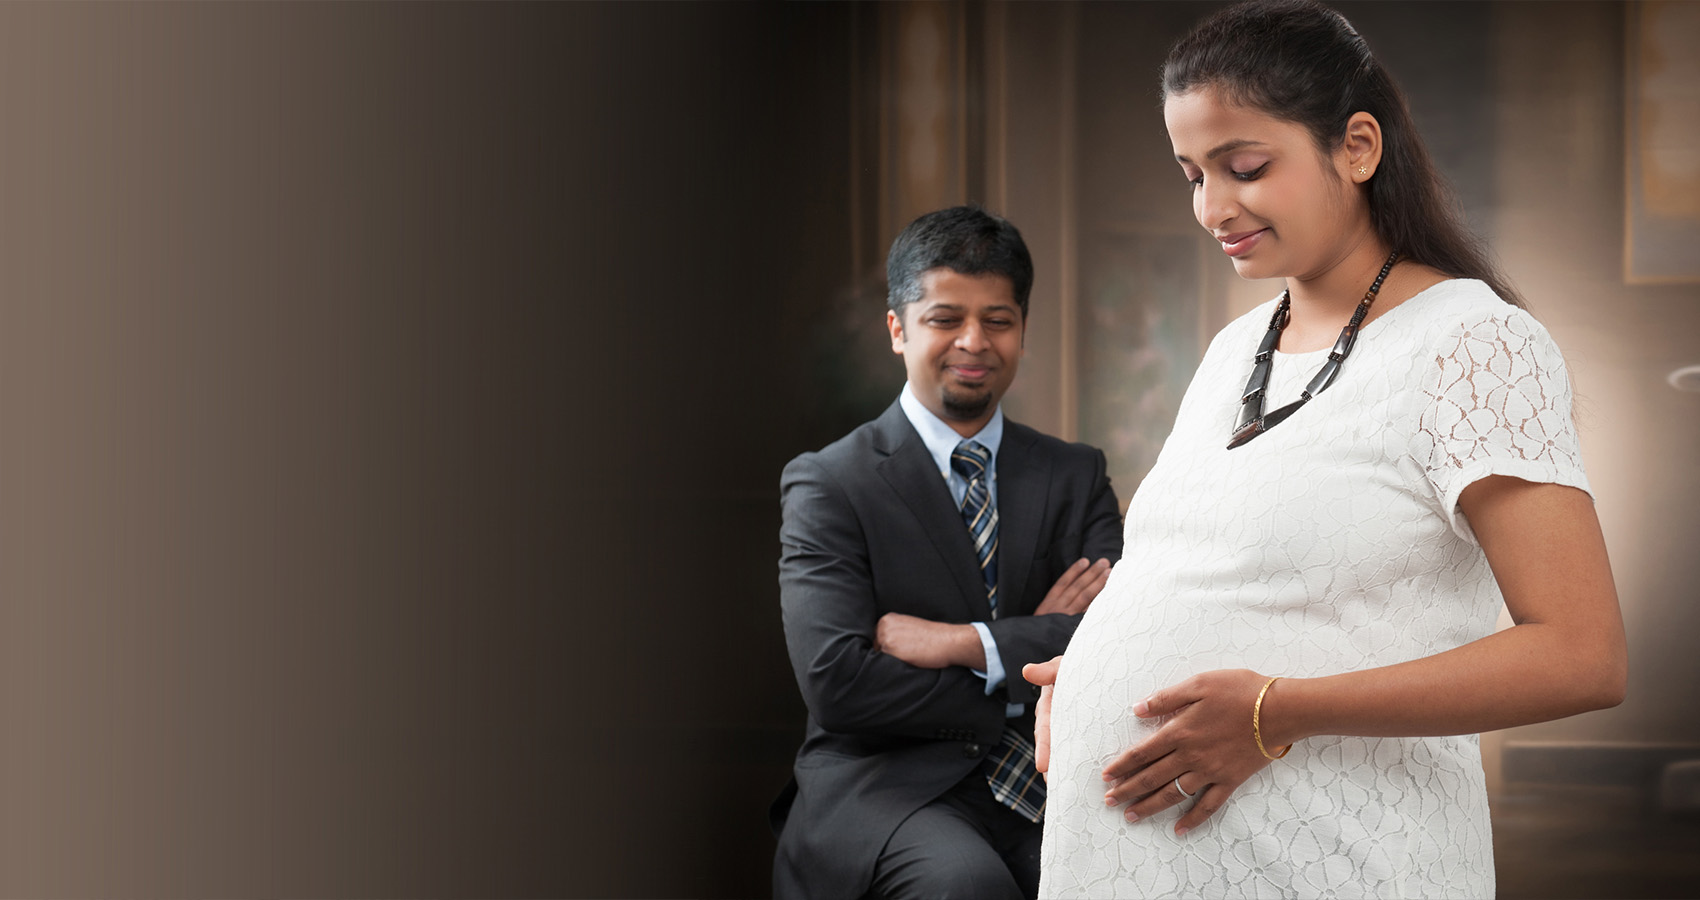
772;206;1124;900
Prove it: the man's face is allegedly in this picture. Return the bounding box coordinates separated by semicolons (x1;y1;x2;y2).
887;268;1025;435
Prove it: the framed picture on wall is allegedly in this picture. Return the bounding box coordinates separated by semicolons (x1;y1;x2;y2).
1625;0;1700;284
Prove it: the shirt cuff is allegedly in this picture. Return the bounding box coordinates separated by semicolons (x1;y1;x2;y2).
969;622;1005;695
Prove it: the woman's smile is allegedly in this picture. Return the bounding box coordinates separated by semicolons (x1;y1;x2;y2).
1217;228;1269;257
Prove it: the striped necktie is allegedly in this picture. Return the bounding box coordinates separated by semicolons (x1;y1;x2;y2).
951;440;1046;822
949;440;999;616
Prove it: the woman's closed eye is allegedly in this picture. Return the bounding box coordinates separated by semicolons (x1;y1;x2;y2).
1186;161;1269;188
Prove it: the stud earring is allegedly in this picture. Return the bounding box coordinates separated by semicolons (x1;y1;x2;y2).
1358;166;1369;176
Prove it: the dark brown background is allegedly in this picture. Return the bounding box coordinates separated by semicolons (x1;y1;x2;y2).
0;3;1695;898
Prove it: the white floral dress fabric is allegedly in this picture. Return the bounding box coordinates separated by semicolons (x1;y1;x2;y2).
1040;280;1590;899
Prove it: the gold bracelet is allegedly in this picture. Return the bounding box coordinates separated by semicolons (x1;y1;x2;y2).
1253;676;1291;761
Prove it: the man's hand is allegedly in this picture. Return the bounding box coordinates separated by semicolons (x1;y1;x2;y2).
1022;655;1063;776
1034;557;1113;616
875;613;984;669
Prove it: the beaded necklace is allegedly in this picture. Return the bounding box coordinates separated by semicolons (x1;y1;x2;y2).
1228;250;1400;449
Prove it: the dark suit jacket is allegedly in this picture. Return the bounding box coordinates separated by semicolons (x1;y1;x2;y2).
771;400;1123;900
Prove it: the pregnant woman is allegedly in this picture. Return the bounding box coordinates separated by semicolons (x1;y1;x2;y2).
1026;1;1627;896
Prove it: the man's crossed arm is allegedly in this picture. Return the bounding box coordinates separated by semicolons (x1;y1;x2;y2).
873;557;1114;669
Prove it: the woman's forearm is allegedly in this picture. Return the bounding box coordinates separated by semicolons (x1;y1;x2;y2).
1262;619;1627;748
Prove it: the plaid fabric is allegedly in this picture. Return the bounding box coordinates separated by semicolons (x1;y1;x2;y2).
985;726;1046;823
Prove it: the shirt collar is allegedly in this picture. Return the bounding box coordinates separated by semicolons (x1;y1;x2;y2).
899;383;1004;481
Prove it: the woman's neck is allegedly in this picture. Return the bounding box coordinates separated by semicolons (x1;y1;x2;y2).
1277;233;1404;352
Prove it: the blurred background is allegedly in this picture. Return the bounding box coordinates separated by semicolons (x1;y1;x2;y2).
0;1;1696;897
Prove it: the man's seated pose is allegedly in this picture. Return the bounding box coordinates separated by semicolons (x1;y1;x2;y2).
771;206;1124;900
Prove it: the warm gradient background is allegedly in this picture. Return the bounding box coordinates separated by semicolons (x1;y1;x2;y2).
0;3;843;895
0;3;1695;898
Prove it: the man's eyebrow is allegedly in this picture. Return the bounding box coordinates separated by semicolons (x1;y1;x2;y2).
919;302;1019;312
1175;138;1267;163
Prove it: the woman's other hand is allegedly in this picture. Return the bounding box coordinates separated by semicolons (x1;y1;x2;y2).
1099;668;1282;836
1022;655;1064;777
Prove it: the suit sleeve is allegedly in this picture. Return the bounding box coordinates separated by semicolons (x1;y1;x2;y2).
1079;448;1125;562
778;455;1006;742
982;446;1124;705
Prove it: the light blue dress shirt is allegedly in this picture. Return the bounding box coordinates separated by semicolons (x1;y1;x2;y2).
898;384;1024;718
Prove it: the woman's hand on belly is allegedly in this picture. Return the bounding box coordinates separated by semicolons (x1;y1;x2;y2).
1098;668;1280;836
1021;655;1064;778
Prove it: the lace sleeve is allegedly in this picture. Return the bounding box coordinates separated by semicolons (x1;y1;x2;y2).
1415;309;1592;544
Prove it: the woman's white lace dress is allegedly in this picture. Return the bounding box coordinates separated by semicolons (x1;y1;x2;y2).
1040;280;1590;898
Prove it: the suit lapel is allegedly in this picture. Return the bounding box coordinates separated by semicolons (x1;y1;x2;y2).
871;404;994;621
993;422;1048;617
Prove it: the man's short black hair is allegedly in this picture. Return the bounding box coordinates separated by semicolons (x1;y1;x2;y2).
886;206;1034;320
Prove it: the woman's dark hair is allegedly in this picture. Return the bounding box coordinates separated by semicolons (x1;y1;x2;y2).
1162;0;1524;308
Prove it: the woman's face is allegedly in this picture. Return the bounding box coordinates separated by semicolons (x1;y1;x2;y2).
1164;87;1362;282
